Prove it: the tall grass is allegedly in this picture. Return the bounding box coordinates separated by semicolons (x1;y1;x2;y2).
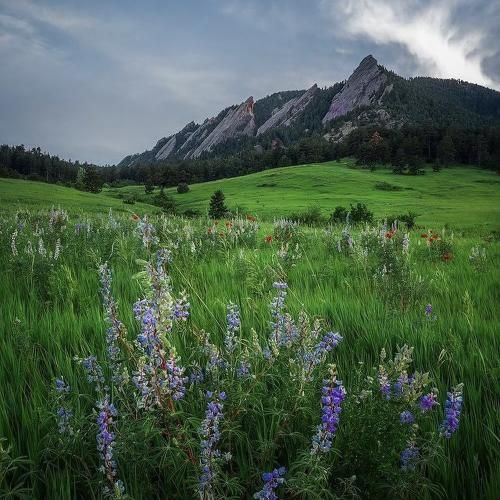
0;208;498;498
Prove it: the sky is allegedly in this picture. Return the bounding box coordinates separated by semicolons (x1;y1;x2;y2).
0;0;499;165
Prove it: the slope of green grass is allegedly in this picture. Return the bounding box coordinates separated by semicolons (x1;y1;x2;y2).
107;160;500;229
0;178;156;214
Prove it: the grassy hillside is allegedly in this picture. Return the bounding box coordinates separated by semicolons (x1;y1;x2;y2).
0;178;156;214
107;160;500;229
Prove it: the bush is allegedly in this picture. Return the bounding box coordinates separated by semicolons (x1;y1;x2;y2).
177;182;190;194
330;206;349;224
123;195;136;205
375;181;403;191
386;212;419;230
289;205;324;226
182;208;201;218
153;190;177;213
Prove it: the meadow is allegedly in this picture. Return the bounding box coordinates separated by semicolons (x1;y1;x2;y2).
0;163;499;499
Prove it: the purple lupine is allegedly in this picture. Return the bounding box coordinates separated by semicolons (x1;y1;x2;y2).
199;391;227;494
136;216;158;249
55;378;70;394
165;354;188;401
96;397;124;497
311;365;346;454
82;355;105;392
236;360;251;378
269;282;288;345
224;302;241;353
302;331;343;381
254;467;286;499
55;378;73;434
400;410;415;424
379;372;391;400
99;263;127;386
173;294;190;321
440;384;463;438
425;304;433;317
419;392;438;412
400;445;419;471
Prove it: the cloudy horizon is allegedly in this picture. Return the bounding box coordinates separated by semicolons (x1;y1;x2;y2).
1;0;499;165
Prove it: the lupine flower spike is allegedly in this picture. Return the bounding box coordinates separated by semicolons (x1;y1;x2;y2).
440;383;463;438
254;467;286;499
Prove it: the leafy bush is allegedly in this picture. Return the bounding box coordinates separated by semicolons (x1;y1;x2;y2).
330;203;374;225
375;181;403;191
289;205;324;226
177;182;190;194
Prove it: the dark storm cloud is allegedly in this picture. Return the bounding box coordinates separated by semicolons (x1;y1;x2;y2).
0;0;498;164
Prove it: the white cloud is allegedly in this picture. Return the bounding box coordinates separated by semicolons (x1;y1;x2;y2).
324;0;498;89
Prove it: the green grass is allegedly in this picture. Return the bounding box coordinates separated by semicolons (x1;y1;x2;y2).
0;164;499;498
106;160;500;229
0;178;156;214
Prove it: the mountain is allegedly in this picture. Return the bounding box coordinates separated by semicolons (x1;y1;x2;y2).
119;55;500;167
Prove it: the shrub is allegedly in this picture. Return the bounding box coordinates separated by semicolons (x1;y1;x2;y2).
330;206;349;224
177;182;190;194
375;181;403;191
289;205;324;226
123;195;136;205
386;212;419;230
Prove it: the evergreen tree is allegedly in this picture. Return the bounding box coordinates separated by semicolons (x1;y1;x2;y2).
82;167;103;193
209;190;228;219
437;134;456;166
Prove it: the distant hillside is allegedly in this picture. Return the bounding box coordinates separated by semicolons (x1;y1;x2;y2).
106;160;500;229
120;55;500;167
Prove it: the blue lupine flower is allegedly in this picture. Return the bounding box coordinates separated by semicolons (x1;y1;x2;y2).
302;331;343;380
440;384;463;438
419;392;438;412
425;304;433;316
400;410;415;424
254;467;286;499
311;366;346;454
400;445;419;470
56;407;73;434
199;392;226;494
224;302;240;353
236;360;251;378
269;282;288;345
96;397;124;497
55;378;70;394
82;355;105;391
99;263;127;386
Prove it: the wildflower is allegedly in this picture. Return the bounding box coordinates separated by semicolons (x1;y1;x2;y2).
11;229;18;256
420;392;438;412
264;235;273;244
224;302;240;354
311;364;346;454
402;233;409;254
421;233;428;238
440;384;463;438
400;445;419;471
56;407;73;434
269;282;288;346
199;392;227;494
254;467;286;499
400;410;415;424
303;331;343;379
236;360;251;378
99;263;127;386
55;378;71;394
96;397;124;497
81;355;105;392
425;304;433;317
441;252;452;262
136;215;158;249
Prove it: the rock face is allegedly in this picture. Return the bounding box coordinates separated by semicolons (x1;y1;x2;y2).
188;97;256;158
257;84;317;135
155;135;176;160
322;55;387;123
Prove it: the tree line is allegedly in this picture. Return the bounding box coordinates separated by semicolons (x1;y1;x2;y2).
1;124;499;192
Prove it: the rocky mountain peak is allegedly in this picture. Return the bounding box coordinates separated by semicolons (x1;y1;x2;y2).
322;55;387;123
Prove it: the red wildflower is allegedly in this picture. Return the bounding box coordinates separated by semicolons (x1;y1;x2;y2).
264;235;273;244
246;215;257;222
441;252;453;262
385;230;395;239
131;214;140;221
421;233;428;238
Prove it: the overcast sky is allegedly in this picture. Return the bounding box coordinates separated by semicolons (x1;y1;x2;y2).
1;0;499;164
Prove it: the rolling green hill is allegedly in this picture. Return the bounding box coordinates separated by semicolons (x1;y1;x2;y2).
2;161;499;230
107;161;500;229
0;178;156;214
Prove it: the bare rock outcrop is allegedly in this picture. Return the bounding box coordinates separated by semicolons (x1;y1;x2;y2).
257;84;318;135
155;135;177;160
188;97;256;158
322;55;387;123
